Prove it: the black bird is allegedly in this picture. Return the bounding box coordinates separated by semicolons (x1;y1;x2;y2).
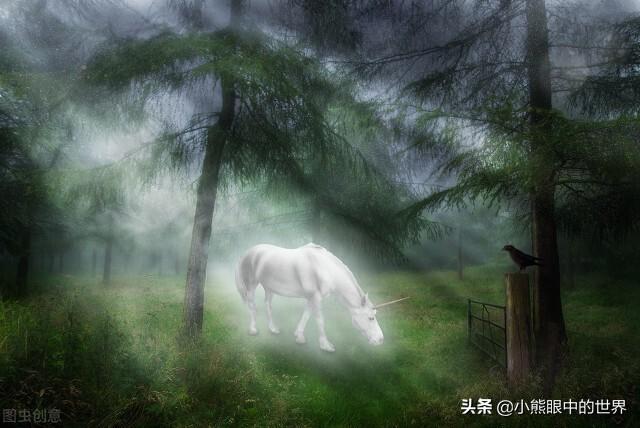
502;245;543;271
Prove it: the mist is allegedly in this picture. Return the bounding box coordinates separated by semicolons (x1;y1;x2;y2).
2;1;640;426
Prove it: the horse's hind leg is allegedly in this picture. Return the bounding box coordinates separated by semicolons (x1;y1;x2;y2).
294;301;312;344
264;290;280;334
247;287;258;336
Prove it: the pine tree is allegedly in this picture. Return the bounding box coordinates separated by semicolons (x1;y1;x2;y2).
347;0;640;386
83;0;425;336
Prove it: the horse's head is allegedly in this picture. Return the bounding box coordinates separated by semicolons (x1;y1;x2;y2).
350;293;384;346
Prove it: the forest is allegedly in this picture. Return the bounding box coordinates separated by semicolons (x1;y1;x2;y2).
1;0;640;427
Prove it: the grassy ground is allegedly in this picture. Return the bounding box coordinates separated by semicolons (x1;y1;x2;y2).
0;264;638;427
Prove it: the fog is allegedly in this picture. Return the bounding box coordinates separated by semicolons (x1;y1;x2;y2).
2;1;640;425
3;0;635;287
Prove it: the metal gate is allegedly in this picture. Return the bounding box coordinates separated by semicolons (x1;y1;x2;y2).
467;299;506;368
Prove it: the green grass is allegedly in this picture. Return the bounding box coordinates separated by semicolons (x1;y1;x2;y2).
0;265;639;427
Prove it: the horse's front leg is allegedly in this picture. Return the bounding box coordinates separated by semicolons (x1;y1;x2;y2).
264;290;280;334
294;301;312;344
311;295;335;352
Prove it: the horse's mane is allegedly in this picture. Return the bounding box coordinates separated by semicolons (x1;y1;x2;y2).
303;243;365;298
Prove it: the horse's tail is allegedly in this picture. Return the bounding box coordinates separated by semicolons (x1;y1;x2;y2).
235;257;250;304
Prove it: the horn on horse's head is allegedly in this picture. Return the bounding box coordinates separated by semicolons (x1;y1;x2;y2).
373;296;411;309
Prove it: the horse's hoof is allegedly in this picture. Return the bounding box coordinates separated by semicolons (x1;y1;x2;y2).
269;327;281;335
248;328;258;336
295;335;306;344
319;340;335;352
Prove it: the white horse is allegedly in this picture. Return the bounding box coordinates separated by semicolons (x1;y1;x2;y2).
235;243;408;352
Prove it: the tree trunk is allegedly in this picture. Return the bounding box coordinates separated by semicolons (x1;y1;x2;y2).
566;239;575;289
103;221;113;285
531;188;566;364
457;227;463;280
92;248;97;277
182;127;228;336
183;84;236;337
15;226;31;297
526;0;567;383
0;258;8;298
182;0;242;337
58;250;64;273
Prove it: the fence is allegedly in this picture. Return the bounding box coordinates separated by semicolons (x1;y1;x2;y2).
467;299;507;368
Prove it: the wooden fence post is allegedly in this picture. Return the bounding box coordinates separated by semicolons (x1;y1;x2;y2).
505;273;532;386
